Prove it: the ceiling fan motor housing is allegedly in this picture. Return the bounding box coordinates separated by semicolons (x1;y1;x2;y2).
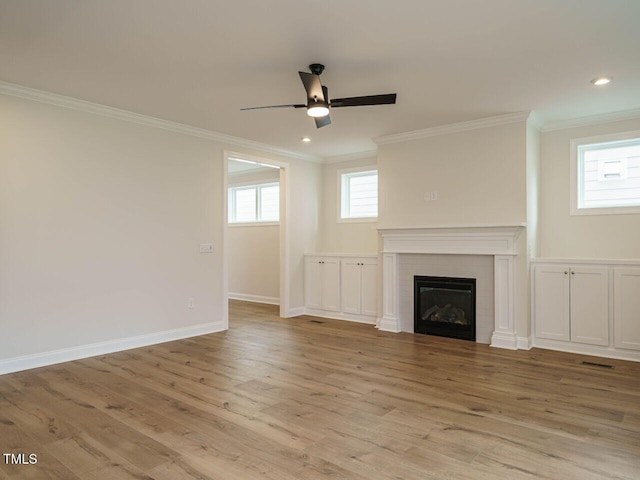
309;63;325;75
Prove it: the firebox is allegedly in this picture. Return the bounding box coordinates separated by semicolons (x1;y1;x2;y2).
414;276;476;341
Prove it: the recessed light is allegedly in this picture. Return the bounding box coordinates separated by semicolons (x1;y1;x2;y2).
591;76;612;86
301;137;311;142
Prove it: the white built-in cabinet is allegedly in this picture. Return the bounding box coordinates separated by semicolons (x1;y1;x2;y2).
340;257;378;317
533;264;608;345
614;268;640;352
304;256;340;312
305;254;378;323
532;260;640;361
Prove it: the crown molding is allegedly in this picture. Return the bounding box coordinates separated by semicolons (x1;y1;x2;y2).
374;111;531;145
323;149;378;164
0;81;321;163
540;108;640;132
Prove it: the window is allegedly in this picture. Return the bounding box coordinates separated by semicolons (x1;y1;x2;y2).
228;182;279;224
571;132;640;215
339;168;378;221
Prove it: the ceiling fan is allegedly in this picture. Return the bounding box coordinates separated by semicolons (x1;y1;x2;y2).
241;63;397;128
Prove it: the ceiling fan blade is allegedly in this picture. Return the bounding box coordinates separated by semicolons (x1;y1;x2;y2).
330;93;397;108
299;71;325;103
240;104;305;111
314;115;331;128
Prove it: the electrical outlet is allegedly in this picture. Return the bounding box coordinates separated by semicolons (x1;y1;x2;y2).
430;191;438;201
187;298;195;309
199;243;213;253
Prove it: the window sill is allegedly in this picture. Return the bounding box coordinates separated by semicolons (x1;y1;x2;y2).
228;222;280;227
337;217;379;224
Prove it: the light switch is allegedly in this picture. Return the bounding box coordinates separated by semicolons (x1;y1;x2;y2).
199;243;213;253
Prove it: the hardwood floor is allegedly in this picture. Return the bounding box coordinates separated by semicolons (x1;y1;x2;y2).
1;300;639;479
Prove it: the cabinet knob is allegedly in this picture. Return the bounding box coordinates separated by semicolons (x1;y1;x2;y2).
564;271;568;274
571;271;575;275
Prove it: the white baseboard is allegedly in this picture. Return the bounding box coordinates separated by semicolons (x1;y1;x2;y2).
228;292;280;305
490;331;518;350
517;336;533;350
303;308;377;325
286;306;306;317
0;321;226;375
532;338;640;363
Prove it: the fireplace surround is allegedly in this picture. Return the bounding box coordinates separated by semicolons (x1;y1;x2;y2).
377;225;525;350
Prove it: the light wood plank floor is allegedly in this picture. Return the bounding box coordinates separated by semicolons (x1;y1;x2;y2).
1;300;639;479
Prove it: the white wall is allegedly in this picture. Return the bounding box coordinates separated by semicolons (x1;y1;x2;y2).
539;119;640;259
0;94;225;368
318;156;379;254
0;91;321;372
377;121;528;227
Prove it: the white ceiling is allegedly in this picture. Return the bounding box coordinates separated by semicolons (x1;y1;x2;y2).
1;0;639;159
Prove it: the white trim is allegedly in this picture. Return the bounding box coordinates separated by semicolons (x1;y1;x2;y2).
222;151;292;320
228;293;280;305
531;258;640;266
379;253;401;332
570;131;640;216
303;309;377;325
338;166;379;221
323;150;378;164
374;112;531;145
0;321;225;375
532;338;640;363
517;336;533;350
287;307;306;317
379;226;524;256
0;81;321;163
228;221;280;228
541;108;640;133
378;226;524;349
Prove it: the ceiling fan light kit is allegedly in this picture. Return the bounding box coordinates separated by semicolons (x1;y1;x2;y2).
241;63;397;128
307;105;329;117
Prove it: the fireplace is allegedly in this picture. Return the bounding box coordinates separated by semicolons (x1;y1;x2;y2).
414;276;476;341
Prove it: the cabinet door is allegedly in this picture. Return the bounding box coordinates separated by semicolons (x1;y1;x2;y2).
360;260;378;317
340;259;362;315
304;258;323;310
570;266;609;346
614;268;640;351
534;265;570;341
321;258;341;312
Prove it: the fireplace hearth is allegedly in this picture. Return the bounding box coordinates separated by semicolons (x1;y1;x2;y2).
414;276;476;341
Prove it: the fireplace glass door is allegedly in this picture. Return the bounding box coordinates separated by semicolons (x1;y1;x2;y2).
414;276;476;341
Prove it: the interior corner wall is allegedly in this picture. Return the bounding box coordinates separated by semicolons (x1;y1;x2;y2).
376;121;528;228
318;156;379;254
538;118;640;259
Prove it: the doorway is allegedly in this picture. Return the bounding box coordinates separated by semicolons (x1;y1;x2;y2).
223;152;289;327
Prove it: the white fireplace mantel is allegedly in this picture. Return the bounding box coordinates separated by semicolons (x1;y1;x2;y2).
377;224;525;350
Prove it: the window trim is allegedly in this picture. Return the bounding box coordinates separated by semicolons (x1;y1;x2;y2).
337;166;378;223
570;130;640;216
228;181;280;225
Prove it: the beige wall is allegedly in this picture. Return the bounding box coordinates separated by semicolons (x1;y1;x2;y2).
0;92;321;369
377;121;528;227
0;94;225;362
228;225;279;301
318;156;379;254
538;119;640;259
